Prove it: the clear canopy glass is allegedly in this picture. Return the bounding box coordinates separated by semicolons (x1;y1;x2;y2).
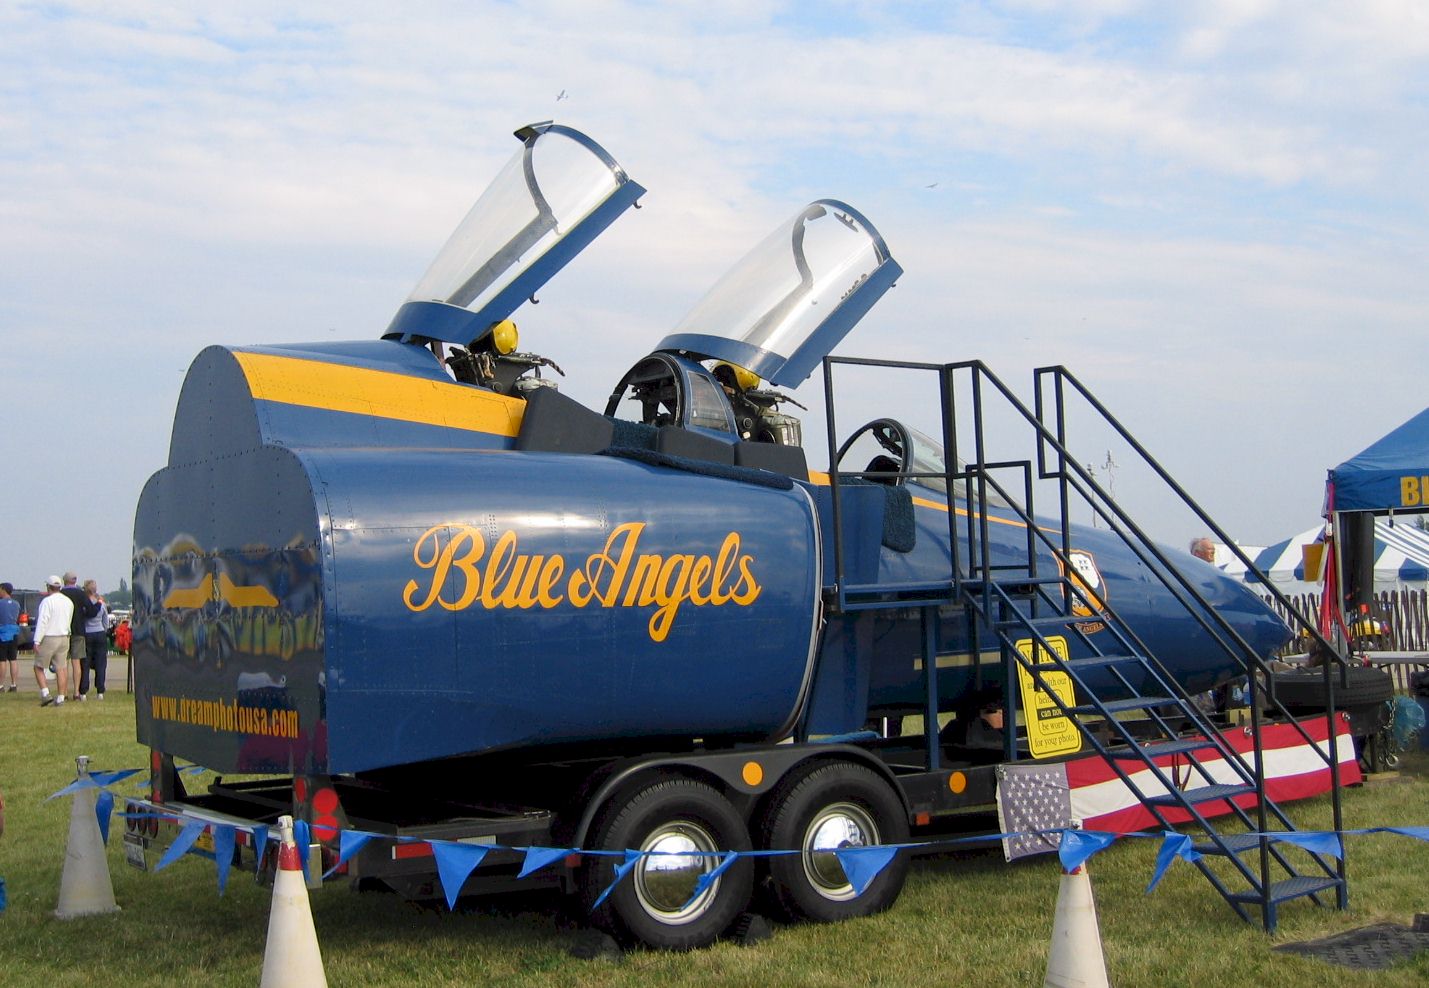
406;128;627;313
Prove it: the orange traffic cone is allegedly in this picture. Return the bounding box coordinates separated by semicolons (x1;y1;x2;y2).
259;815;328;988
56;755;119;919
1043;865;1110;988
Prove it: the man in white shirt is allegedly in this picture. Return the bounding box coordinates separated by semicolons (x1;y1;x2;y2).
33;576;73;706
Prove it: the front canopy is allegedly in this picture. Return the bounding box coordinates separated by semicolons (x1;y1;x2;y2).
385;122;644;348
1328;407;1429;514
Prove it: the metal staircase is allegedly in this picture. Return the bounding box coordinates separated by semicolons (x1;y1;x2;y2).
820;356;1356;932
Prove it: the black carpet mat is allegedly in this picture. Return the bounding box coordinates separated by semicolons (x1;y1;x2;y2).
1275;916;1429;970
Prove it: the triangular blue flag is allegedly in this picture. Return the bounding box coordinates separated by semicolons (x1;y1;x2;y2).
1146;832;1201;893
431;842;490;911
154;820;206;872
833;845;899;896
324;830;377;879
213;825;236;895
1383;826;1429;842
1273;831;1343;859
680;852;740;911
293;818;311;880
91;769;141;788
95;790;115;845
46;776;98;801
592;851;643;910
251;825;270;869
518;845;570;879
1058;829;1117;873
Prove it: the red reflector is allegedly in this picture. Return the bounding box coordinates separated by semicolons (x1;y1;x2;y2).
392;842;433;860
564;853;582;869
914;812;931;827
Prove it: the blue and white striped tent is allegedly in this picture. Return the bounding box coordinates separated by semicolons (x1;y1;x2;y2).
1221;520;1429;593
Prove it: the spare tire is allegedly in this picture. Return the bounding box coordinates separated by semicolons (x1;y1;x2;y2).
1269;666;1394;710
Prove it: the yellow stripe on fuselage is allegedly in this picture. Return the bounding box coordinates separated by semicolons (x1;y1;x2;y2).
233;351;525;437
805;470;1028;530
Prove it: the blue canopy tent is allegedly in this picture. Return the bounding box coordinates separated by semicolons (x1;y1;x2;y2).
1328;407;1429;515
1322;408;1429;637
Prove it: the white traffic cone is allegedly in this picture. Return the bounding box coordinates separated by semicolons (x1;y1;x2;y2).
1043;865;1110;988
259;815;328;988
56;755;119;918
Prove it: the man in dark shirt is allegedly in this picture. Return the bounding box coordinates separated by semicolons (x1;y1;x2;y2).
59;573;98;702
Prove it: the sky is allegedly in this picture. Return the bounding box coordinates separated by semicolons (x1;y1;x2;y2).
2;0;1426;592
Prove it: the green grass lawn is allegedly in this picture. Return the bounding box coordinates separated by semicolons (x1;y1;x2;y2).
1;680;1426;987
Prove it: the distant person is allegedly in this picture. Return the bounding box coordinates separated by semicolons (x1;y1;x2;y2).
79;579;109;700
59;572;99;701
1189;538;1216;563
33;576;74;705
114;616;132;656
964;702;1006;750
0;583;19;691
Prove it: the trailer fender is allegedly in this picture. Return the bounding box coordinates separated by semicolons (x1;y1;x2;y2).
570;744;906;848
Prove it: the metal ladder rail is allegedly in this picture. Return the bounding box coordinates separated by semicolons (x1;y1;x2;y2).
979;578;1340;893
961;584;1268;916
958;360;1344;792
947;384;1346;915
974;583;1341;921
960;406;1345;895
1035;365;1350;910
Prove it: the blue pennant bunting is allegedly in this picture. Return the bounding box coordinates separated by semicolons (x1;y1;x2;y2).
213;826;236;895
680;852;741;911
154;820;206;872
324;830;377;879
431;842;490;911
90;769;141;788
1381;826;1429;842
293;818;311;880
834;845;899;896
1146;832;1201;893
1058;829;1117;873
95;790;114;845
1273;831;1343;859
592;851;643;910
46;776;97;801
251;825;270;869
518;845;570;879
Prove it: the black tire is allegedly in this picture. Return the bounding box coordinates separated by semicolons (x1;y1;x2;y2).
1270;667;1394;710
580;779;753;950
758;761;909;924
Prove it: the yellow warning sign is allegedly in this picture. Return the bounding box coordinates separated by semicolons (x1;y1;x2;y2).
1014;636;1083;759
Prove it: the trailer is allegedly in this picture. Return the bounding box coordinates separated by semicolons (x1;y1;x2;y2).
128;123;1340;948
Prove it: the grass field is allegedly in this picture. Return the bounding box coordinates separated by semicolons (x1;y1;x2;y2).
1;677;1426;987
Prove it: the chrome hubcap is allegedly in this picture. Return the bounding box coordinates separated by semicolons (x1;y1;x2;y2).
802;802;879;901
633;821;721;924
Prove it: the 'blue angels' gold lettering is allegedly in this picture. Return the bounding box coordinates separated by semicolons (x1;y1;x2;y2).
402;522;761;642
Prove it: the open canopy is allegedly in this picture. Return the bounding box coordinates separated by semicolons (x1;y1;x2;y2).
1328;407;1429;514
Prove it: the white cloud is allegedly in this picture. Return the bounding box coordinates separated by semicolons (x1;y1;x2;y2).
1;1;1426;586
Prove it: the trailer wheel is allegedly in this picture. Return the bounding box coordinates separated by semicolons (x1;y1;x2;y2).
759;761;909;924
580;779;752;950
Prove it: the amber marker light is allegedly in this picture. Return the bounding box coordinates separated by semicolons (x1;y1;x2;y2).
948;772;967;794
741;761;764;786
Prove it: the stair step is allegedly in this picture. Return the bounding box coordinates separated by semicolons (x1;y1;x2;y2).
1106;738;1217;760
1230;876;1343;906
1193;833;1265;856
1069;696;1173;716
1063;653;1143;670
998;613;1081;632
1145;783;1254;806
